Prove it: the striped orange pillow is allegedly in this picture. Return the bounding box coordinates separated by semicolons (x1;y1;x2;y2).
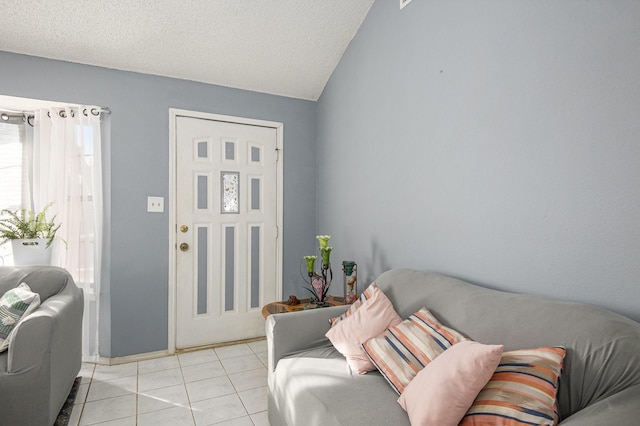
460;346;566;426
329;282;379;327
362;307;469;394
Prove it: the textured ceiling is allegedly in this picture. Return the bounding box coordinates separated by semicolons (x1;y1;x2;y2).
0;0;374;101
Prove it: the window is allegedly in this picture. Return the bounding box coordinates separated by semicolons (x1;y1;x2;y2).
1;103;105;360
0;121;24;212
0;120;25;265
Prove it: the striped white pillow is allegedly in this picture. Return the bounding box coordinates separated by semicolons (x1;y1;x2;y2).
460;347;566;425
362;307;468;394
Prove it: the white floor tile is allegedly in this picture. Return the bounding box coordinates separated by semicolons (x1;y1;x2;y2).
256;351;269;368
214;343;253;359
86;375;137;402
75;341;273;426
79;393;136;425
185;375;236;403
182;360;226;383
237;386;267;414
137;406;195;426
138;367;184;392
191;394;247;425
138;383;190;414
178;349;219;367
87;416;137;426
79;363;96;384
68;403;82;426
250;410;270;426
247;339;267;354
75;383;90;405
228;367;267;392
216;416;255;426
92;362;137;382
220;354;264;375
138;355;180;374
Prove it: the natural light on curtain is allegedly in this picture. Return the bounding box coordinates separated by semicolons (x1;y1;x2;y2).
31;106;103;362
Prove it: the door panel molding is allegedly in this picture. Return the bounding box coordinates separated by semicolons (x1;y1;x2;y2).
168;108;283;353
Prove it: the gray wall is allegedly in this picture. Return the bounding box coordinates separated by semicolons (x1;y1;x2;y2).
0;51;317;357
317;0;640;322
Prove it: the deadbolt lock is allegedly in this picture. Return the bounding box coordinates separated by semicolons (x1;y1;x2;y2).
179;243;189;252
180;225;189;233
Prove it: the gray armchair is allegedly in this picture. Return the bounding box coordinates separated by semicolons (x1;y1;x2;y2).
0;266;83;426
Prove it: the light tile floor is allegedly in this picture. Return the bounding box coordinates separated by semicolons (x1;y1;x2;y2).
69;340;270;426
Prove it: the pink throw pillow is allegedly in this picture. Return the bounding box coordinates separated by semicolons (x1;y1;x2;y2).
329;282;379;327
325;288;402;374
398;341;503;426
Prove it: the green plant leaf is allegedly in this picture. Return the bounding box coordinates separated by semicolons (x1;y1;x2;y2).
0;202;61;247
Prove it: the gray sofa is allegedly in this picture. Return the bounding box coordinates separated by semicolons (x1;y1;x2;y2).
0;266;84;426
267;268;640;425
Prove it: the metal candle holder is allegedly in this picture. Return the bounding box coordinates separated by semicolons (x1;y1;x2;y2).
302;236;333;306
306;263;332;306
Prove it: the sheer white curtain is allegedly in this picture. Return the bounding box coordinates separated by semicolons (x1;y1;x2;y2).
31;106;103;362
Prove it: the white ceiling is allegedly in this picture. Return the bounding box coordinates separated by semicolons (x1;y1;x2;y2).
0;95;79;112
0;0;375;101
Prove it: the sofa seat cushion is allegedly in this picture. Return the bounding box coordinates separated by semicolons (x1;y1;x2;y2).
270;346;410;426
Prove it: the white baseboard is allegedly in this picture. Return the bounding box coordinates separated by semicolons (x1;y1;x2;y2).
90;337;267;366
96;349;170;366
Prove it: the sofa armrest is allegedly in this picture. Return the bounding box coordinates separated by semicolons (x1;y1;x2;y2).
559;385;640;425
7;310;53;374
266;305;348;372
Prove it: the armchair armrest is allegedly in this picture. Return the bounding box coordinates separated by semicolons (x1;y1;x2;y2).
559;385;640;425
266;305;348;372
7;284;82;374
7;310;53;374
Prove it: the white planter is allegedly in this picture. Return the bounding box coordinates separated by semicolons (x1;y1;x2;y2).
11;239;53;266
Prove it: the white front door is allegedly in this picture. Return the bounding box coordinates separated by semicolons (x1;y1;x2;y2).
175;115;280;349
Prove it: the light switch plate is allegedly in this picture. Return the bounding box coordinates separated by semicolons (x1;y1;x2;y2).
147;196;164;213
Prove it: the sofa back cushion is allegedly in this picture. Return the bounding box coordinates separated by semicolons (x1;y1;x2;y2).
374;269;640;421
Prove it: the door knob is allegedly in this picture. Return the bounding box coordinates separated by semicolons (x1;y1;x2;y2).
180;225;189;233
180;243;189;252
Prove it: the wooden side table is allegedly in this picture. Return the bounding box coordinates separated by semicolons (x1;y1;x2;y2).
262;296;345;318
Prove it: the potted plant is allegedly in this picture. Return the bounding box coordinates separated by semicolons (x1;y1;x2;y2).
0;203;61;265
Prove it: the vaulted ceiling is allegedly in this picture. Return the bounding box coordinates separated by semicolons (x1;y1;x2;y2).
0;0;375;101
